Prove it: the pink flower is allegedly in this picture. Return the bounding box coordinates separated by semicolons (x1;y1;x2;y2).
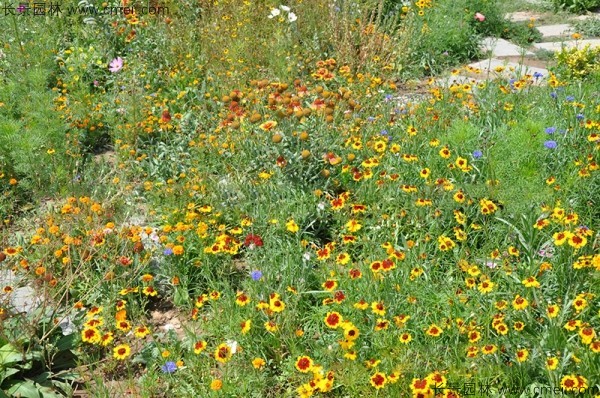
474;12;485;22
109;57;123;73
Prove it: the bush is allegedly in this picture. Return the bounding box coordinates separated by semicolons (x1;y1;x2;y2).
552;0;600;13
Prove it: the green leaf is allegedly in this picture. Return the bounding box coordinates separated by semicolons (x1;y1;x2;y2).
0;367;20;385
0;344;23;367
54;334;76;352
6;380;42;398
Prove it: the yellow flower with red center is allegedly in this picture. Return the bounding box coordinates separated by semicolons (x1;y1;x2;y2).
370;372;386;389
579;327;596;345
371;301;385;316
547;304;559;318
426;324;443;337
241;319;251;334
568;234;587;249
295;356;314;373
342;323;360;341
134;326;150;338
113;344;131;360
345;219;361;232
324;312;343;328
259;120;277;131
399;332;412;344
193;341;207;354
522;276;540;288
546;356;559;370
214;343;232;363
481;344;497;355
410;378;430;394
81;327;101;344
512;295;529;310
477;280;494;294
516;348;529;362
235;291;251;306
322;279;337;291
265;321;279;332
336;252;351;265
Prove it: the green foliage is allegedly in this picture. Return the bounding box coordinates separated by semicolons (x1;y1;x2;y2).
551;0;600;13
554;44;600;79
573;17;600;36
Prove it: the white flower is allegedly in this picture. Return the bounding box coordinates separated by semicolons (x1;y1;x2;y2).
226;340;238;354
280;5;290;11
288;12;297;22
268;8;280;18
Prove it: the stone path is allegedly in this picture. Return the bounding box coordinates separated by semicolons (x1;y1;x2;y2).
435;9;600;87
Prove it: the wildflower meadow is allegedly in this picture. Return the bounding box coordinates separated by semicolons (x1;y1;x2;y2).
0;0;599;397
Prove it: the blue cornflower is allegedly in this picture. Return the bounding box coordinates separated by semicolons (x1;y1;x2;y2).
473;150;483;159
384;94;393;102
550;92;557;99
533;71;544;79
250;270;263;281
576;113;584;120
163;248;173;256
380;130;388;136
545;127;556;134
566;95;575;102
544;140;557;149
161;361;177;374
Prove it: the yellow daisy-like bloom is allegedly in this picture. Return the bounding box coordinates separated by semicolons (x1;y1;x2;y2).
134;326;150;338
286;219;299;233
546;356;559;370
113;344;131;360
214;343;232;363
295;356;314;373
547;304;560;318
81;327;101;344
370;372;386;389
210;379;223;391
193;340;207;354
512;295;529;310
252;358;266;369
516;348;529;362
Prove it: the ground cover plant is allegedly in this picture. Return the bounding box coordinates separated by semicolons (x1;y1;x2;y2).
0;0;599;397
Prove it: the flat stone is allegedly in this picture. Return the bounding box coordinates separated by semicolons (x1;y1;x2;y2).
11;286;41;314
481;37;534;57
573;12;600;21
536;24;573;38
467;59;549;79
534;39;600;52
506;11;544;22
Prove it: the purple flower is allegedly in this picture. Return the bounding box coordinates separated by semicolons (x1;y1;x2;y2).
380;130;388;136
576;113;584;120
473;150;483;159
544;140;557;149
163;248;173;256
550;92;557;99
161;361;177;374
250;270;263;281
384;94;393;102
566;95;575;102
109;57;124;73
533;71;544;79
545;127;556;134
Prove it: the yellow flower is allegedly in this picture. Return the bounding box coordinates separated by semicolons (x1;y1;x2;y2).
113;344;131;360
252;358;266;369
286;219;299;233
210;379;223;391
